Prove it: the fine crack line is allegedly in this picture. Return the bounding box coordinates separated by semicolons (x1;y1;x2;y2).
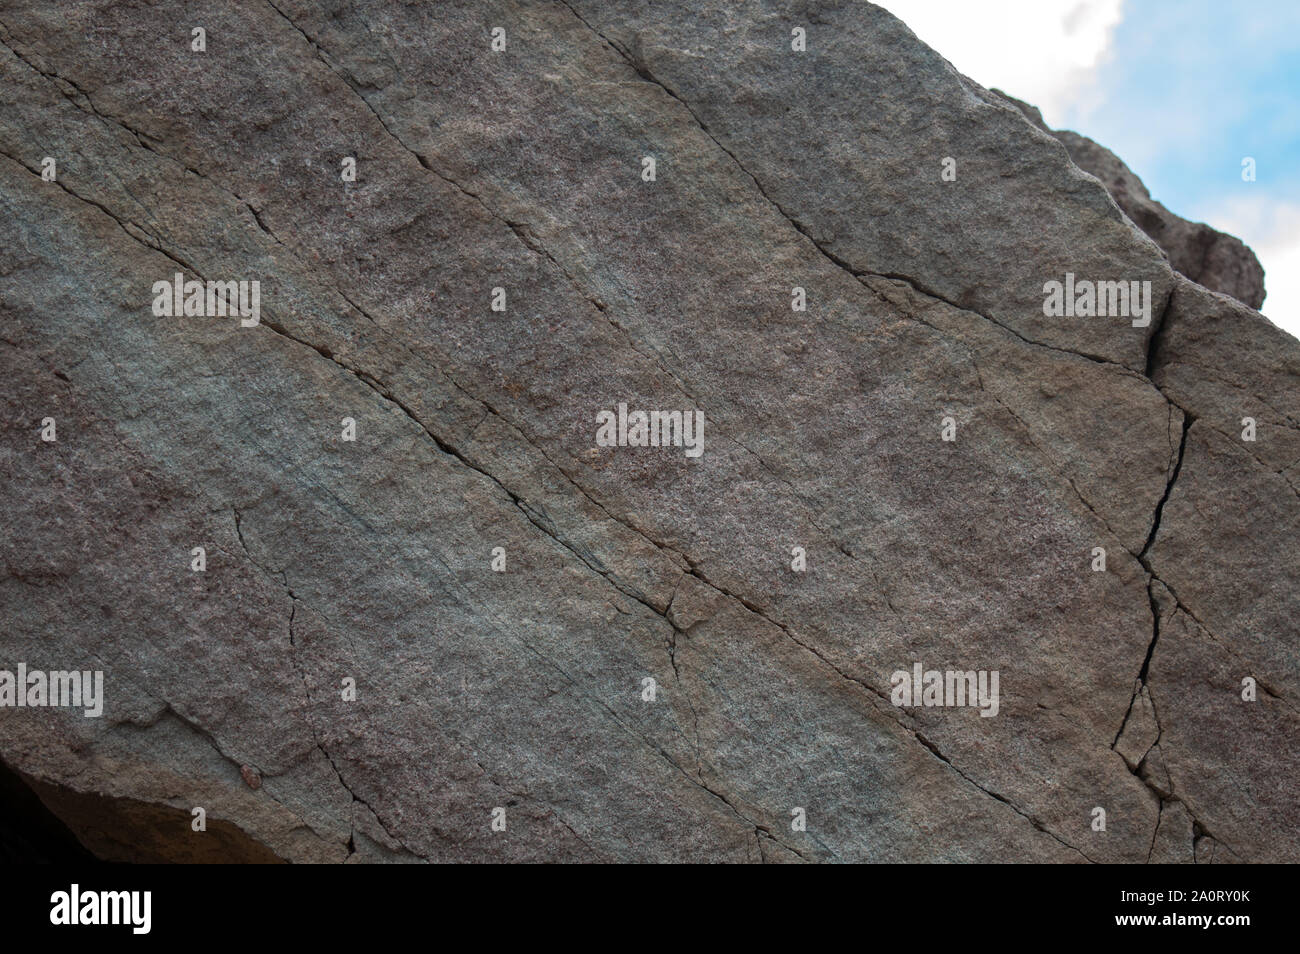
0;25;279;246
1109;415;1244;861
1111;412;1190;751
234;507;419;859
1138;416;1192;564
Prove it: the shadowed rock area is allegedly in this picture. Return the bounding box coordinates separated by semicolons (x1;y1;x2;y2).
1;0;1295;863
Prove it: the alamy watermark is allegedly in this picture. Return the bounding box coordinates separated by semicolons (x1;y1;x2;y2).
1042;272;1152;327
0;664;103;717
595;402;704;458
152;271;260;326
890;663;999;717
50;885;150;934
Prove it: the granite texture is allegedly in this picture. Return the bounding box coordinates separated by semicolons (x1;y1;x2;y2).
0;0;1295;862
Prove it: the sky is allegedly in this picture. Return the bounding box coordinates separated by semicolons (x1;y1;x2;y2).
876;0;1300;339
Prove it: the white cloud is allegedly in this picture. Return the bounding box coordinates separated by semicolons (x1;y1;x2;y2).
1258;240;1300;340
876;0;1125;126
1198;196;1300;341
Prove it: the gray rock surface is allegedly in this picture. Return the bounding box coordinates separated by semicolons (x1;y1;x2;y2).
0;0;1295;862
998;91;1267;310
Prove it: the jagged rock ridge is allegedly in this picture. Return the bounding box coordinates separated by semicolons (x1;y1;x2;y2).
997;90;1267;310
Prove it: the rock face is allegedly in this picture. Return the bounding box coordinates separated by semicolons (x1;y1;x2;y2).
0;1;1295;863
998;91;1267;310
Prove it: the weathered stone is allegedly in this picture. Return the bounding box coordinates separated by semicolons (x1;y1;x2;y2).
0;0;1294;863
998;91;1266;309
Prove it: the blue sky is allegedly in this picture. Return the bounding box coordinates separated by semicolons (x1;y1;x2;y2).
879;0;1300;337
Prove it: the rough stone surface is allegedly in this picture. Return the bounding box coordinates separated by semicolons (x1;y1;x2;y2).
998;91;1267;310
0;0;1295;863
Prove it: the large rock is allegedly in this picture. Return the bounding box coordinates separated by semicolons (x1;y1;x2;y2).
0;0;1294;862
